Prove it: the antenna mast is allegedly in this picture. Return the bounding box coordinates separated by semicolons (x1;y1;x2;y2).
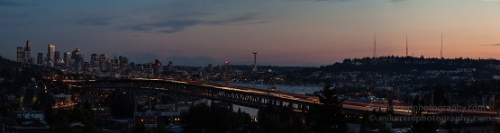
440;33;443;58
373;33;377;58
406;32;408;57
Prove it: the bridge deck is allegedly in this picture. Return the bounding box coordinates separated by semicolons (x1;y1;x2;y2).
60;79;498;116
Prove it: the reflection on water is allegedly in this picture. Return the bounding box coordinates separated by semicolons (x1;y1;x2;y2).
206;83;322;118
230;83;322;94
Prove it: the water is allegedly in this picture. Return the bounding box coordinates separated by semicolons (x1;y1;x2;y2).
229;83;323;94
206;81;324;94
222;83;323;118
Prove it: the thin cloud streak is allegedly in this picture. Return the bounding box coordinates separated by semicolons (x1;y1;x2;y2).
0;0;37;7
122;13;269;34
76;16;117;26
480;44;500;46
388;0;405;2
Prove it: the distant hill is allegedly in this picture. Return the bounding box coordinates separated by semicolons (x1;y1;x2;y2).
304;56;500;73
0;55;23;68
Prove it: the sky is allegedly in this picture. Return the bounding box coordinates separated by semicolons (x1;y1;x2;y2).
1;0;500;66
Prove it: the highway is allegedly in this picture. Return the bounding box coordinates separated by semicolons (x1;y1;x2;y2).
62;78;499;116
167;79;497;116
163;78;321;104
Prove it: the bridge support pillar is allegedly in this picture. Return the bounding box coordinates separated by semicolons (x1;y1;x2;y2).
258;98;262;105
302;105;306;113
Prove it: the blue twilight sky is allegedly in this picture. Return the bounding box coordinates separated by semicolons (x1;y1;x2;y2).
1;0;500;66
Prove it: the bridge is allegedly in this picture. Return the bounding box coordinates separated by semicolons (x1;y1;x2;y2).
61;79;498;116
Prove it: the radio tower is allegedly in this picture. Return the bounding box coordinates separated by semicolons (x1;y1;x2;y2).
440;33;443;59
252;50;257;72
373;33;377;58
406;32;408;57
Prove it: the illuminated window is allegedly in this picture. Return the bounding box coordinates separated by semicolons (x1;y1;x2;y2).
141;119;144;122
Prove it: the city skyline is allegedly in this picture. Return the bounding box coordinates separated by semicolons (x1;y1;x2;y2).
2;0;500;66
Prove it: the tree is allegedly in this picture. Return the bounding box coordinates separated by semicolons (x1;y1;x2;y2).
181;102;253;132
260;114;285;133
31;101;40;110
411;96;426;114
155;120;166;133
44;101;55;126
411;96;439;133
309;83;348;133
181;103;209;132
359;112;391;133
106;90;134;117
444;121;455;133
411;119;439;133
82;122;101;133
52;109;75;133
133;124;146;133
70;107;93;123
433;84;447;106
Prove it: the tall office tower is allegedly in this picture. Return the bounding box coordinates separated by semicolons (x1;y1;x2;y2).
78;54;85;71
24;51;31;64
48;44;55;62
53;51;61;67
71;48;83;71
99;54;108;71
118;56;123;66
99;54;108;60
129;62;136;70
83;62;90;71
37;53;43;65
167;61;173;71
25;40;32;64
252;50;257;72
110;57;119;72
217;65;222;71
25;40;31;51
136;63;143;71
91;53;99;68
107;60;113;72
91;53;99;62
54;51;60;61
208;64;213;72
154;59;163;75
119;56;128;70
64;52;71;69
17;47;25;63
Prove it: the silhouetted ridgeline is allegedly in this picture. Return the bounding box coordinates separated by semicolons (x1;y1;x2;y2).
0;55;23;68
304;56;500;73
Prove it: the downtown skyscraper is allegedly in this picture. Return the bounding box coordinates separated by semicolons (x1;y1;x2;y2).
71;48;84;71
64;52;71;69
47;44;55;62
17;40;33;64
17;47;24;63
37;53;43;65
25;40;32;64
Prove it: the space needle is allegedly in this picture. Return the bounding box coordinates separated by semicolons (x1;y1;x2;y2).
252;50;257;72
